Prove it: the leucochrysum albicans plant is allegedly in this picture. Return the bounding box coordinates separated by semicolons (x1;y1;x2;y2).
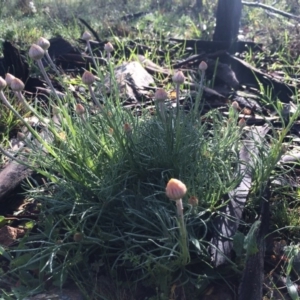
2;35;288;300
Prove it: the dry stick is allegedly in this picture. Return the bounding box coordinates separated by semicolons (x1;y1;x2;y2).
242;1;300;21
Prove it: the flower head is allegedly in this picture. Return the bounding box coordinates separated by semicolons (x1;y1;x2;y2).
5;73;15;87
166;178;187;200
29;44;45;60
238;118;246;128
104;42;114;53
231;101;240;111
199;61;208;71
75;103;85;115
188;196;198;206
82;71;95;85
154;88;168;102
10;78;25;92
172;70;185;85
37;37;50;50
73;232;84;242
123;122;132;134
81;31;92;41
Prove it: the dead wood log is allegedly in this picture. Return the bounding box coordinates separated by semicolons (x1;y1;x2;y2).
238;185;270;300
211;124;269;267
0;159;32;202
207;59;240;89
1;41;29;84
169;38;263;54
48;37;79;60
223;53;297;103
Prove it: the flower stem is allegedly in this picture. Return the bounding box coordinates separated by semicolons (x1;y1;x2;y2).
88;84;102;108
87;41;97;68
45;51;60;77
37;59;59;99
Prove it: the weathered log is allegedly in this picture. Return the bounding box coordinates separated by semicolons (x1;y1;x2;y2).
224;53;296;103
169;38;263;54
211;125;270;266
0;160;32;202
0;41;29;84
238;185;270;300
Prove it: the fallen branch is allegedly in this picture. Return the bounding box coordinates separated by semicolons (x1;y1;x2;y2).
210;124;270;267
242;1;300;21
